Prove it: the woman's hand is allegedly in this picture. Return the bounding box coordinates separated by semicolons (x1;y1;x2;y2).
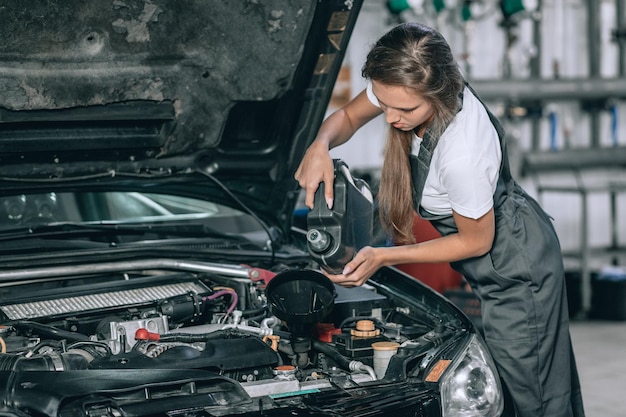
323;246;385;287
294;89;382;209
295;140;335;209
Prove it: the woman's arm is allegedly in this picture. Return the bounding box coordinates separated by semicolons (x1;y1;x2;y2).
295;89;382;209
329;208;496;287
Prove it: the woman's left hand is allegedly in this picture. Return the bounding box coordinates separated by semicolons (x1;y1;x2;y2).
323;246;384;287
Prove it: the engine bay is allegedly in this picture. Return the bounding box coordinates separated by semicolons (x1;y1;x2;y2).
0;259;455;415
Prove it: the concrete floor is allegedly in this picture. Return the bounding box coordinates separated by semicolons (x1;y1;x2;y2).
569;319;626;417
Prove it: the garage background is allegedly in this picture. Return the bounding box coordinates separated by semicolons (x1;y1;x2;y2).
324;1;626;415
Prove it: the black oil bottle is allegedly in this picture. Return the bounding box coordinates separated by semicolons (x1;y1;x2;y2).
306;159;373;274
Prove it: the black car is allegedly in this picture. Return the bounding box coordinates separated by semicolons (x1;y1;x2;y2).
0;1;503;416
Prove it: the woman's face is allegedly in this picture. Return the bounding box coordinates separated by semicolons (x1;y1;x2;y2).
371;80;434;133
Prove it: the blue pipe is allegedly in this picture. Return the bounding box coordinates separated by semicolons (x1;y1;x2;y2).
549;111;558;151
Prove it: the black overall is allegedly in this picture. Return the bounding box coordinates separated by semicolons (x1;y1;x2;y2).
409;85;585;417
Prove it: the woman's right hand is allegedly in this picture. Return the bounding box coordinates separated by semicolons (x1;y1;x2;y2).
294;88;381;209
294;139;335;209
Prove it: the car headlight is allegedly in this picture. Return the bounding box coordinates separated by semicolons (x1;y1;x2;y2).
438;333;504;417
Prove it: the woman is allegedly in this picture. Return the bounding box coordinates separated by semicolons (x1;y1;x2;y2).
295;22;585;417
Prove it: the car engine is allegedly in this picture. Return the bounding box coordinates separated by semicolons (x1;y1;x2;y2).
0;259;443;415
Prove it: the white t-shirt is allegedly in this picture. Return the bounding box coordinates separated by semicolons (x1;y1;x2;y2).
366;83;502;219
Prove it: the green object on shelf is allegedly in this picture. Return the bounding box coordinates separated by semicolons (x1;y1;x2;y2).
461;3;472;21
387;0;410;14
433;0;446;13
501;0;525;17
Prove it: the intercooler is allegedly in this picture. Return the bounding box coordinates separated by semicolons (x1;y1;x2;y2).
0;280;208;320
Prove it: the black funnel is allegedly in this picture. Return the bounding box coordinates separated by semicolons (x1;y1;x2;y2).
266;270;336;331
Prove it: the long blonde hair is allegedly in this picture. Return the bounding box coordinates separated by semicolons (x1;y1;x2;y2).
362;23;464;244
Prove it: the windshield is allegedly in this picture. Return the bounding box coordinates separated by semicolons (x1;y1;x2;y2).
0;191;262;233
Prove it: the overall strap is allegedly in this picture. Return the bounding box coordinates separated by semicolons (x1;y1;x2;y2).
409;132;437;213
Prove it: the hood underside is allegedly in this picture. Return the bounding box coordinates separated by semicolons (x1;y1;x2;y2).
0;0;363;228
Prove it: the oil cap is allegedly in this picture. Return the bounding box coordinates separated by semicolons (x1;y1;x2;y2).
306;228;332;253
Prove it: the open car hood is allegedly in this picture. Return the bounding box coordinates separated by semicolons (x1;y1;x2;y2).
0;0;361;228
